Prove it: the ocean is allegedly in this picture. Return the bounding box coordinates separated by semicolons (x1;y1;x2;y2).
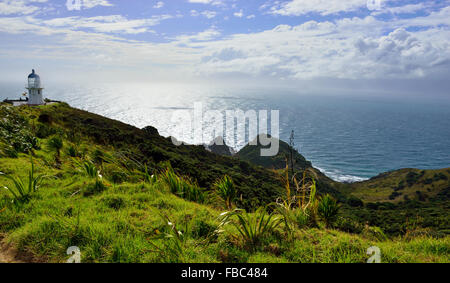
1;82;449;182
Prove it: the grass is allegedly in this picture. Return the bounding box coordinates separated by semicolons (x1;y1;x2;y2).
0;155;447;263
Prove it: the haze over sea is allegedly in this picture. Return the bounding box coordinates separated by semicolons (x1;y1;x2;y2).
1;82;449;183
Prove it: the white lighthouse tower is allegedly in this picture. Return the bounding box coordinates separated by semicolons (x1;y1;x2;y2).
27;69;44;105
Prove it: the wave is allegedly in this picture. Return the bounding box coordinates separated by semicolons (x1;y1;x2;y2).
315;166;369;183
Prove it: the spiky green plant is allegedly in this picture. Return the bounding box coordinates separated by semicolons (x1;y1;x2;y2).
275;163;318;233
74;160;100;179
214;175;237;210
67;144;80;158
0;158;46;203
161;167;204;203
161;167;179;194
47;136;63;159
142;165;156;184
317;194;340;228
218;207;282;252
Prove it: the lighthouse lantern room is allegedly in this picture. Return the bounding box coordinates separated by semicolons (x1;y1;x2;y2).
27;69;44;105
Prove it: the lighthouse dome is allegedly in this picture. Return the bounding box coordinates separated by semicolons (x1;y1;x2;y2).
28;69;40;79
28;69;41;88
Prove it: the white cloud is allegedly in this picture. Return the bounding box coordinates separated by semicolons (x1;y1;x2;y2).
0;2;449;84
175;27;221;42
201;10;217;18
270;0;367;16
233;9;244;18
187;0;224;6
43;14;176;34
153;1;164;9
190;9;217;19
0;0;48;15
191;8;450;80
65;0;113;11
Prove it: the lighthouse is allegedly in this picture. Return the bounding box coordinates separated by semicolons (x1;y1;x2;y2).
27;69;44;105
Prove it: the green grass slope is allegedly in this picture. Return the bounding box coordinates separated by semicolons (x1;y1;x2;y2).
0;155;448;263
334;168;450;236
345;168;450;203
0;103;286;209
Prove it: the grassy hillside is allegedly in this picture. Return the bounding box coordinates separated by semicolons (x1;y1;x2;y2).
334;169;450;237
0;103;288;210
0;103;449;263
0;150;448;263
344;168;450;203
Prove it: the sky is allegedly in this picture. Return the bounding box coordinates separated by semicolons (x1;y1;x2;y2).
0;0;449;94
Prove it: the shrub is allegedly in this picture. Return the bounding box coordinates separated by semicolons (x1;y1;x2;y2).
335;217;364;234
191;220;216;239
92;149;106;165
103;164;128;184
0;158;46;204
406;172;420;186
362;225;388;241
218;208;282;252
47;136;63;159
347;196;364;207
1;145;18;158
389;191;402;200
67;144;80;158
83;180;107;197
36;123;56;138
275;166;318;233
161;167;205;203
214;175;237;210
142;165;156;184
433;173;448;181
102;195;126;210
317;194;340;228
38;113;52;124
75;160;100;179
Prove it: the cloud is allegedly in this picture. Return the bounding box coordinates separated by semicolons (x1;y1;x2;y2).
233;9;244;18
269;0;368;16
0;0;449;86
192;9;450;80
353;28;449;78
66;0;113;11
0;0;48;15
190;9;217;18
153;1;164;9
175;27;221;42
187;0;224;6
42;14;176;34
